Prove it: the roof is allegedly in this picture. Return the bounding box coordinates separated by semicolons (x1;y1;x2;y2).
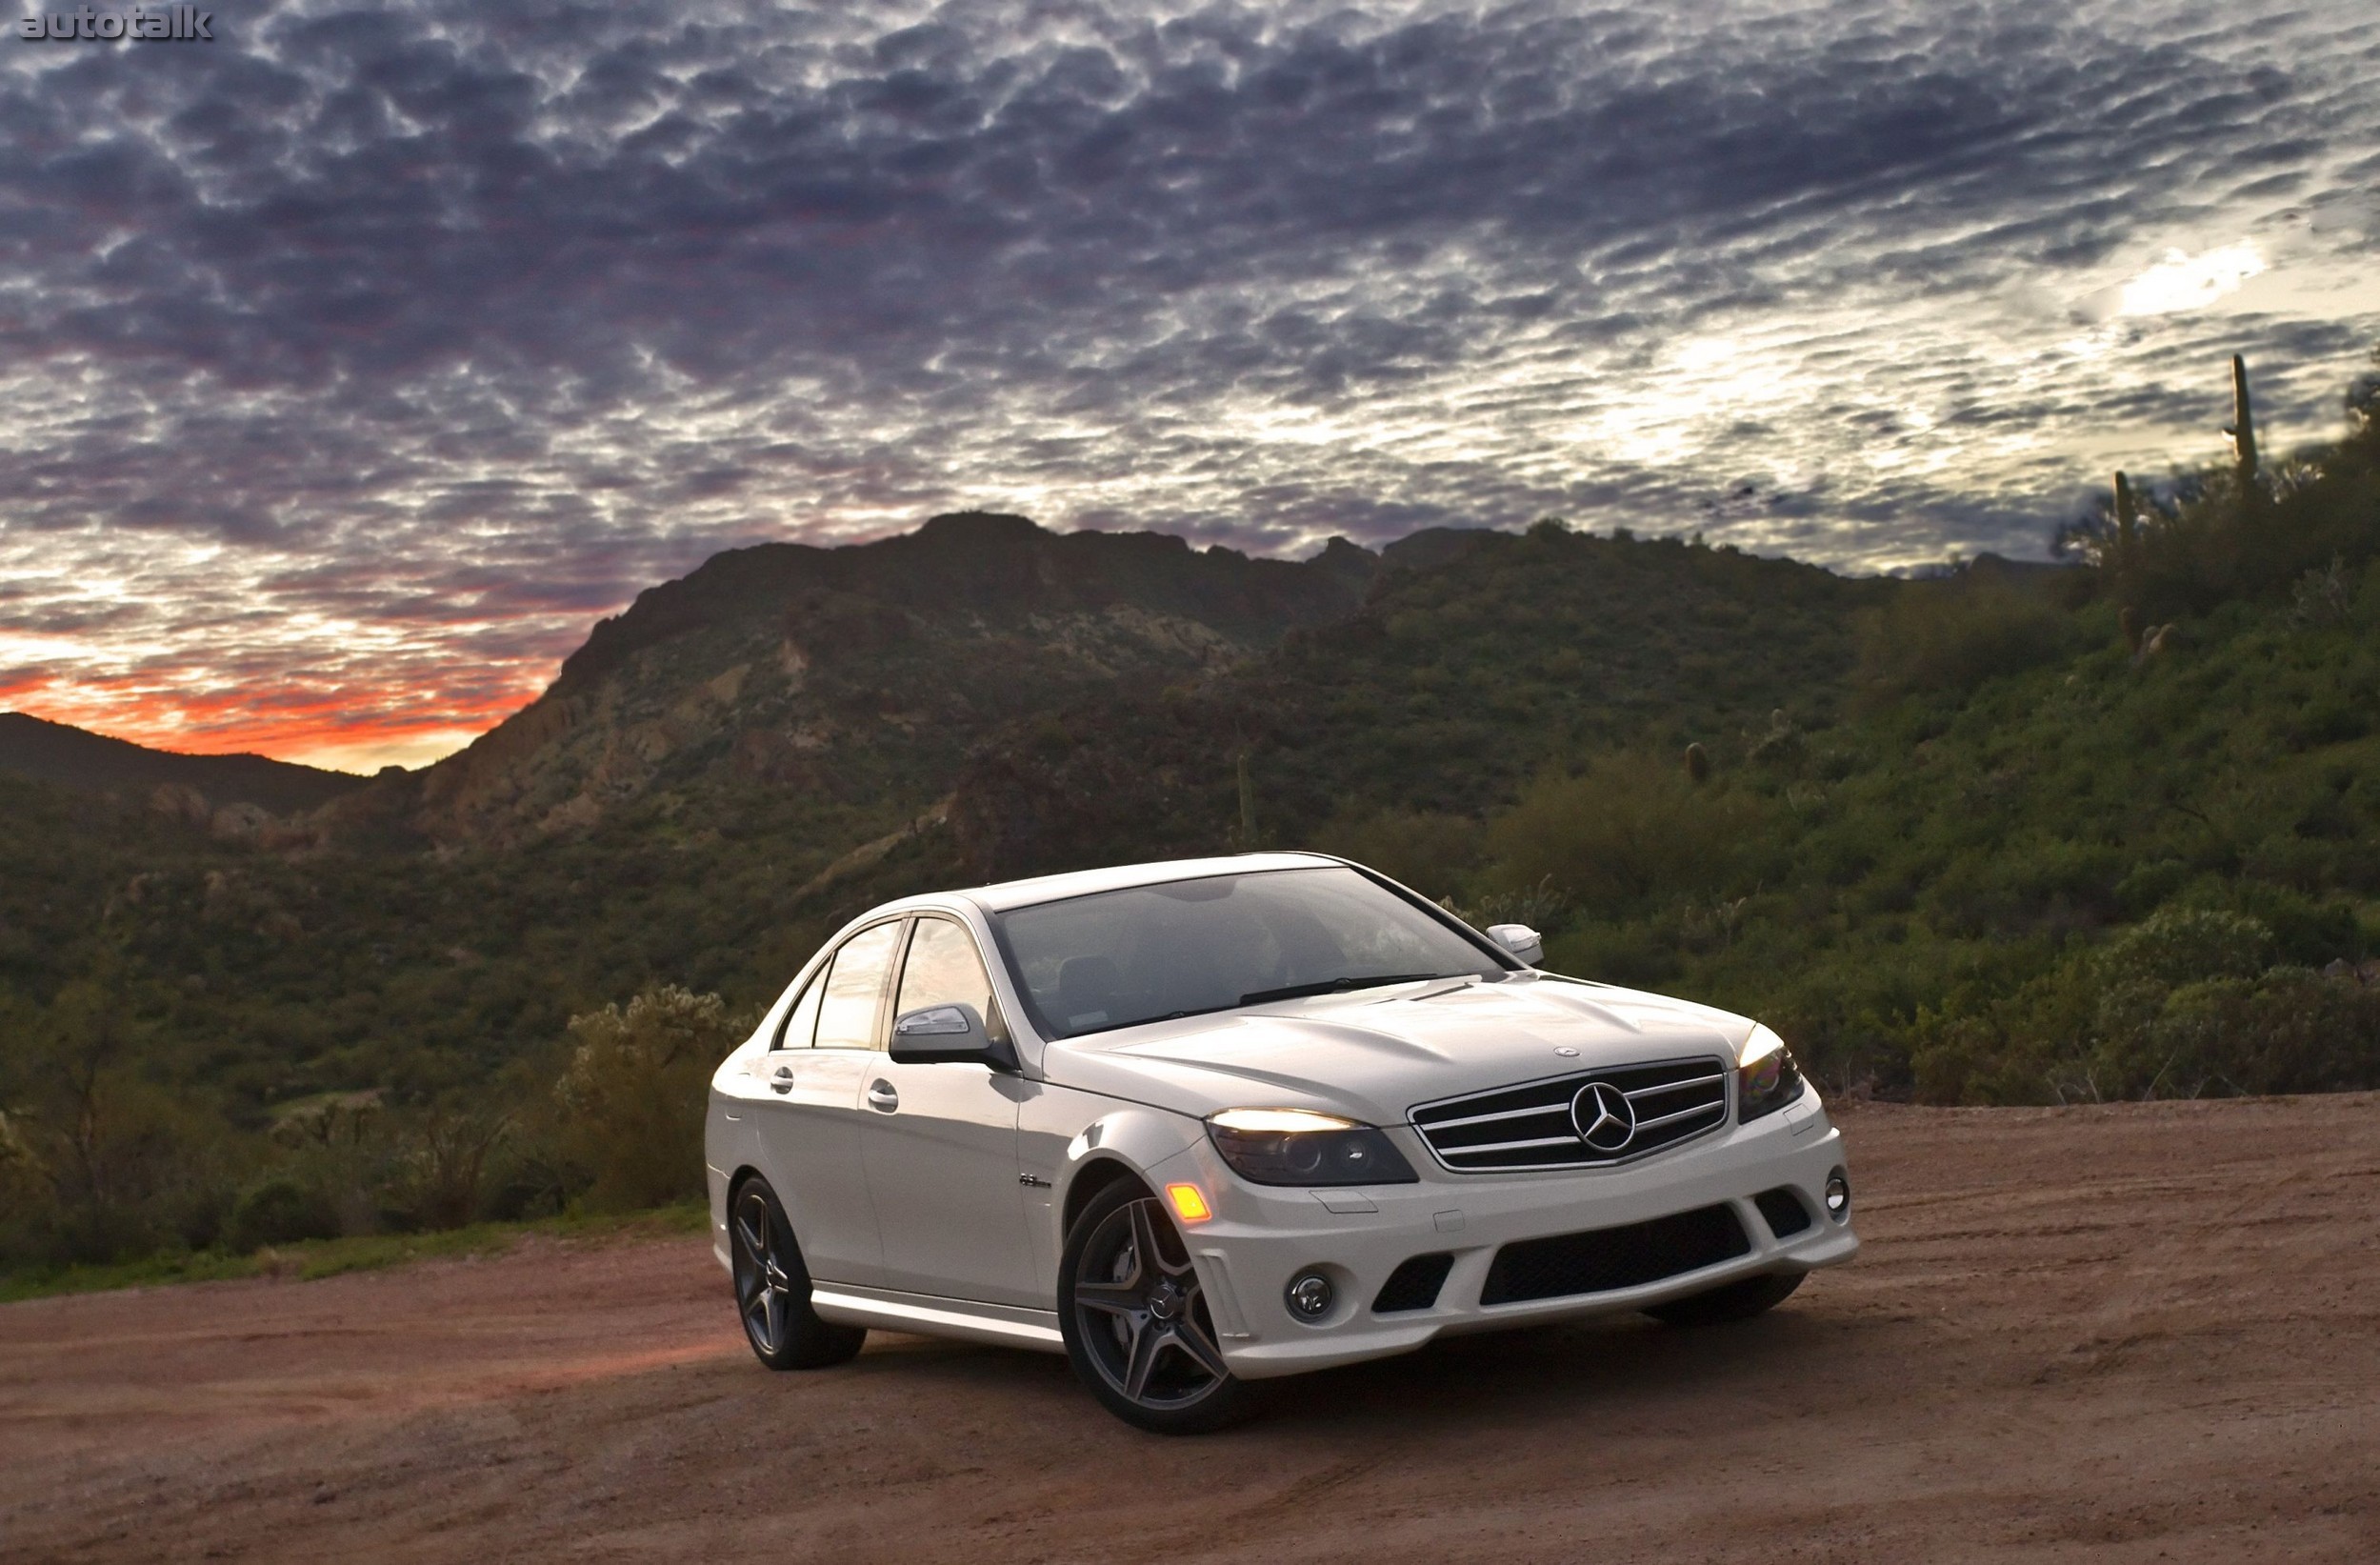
960;852;1344;913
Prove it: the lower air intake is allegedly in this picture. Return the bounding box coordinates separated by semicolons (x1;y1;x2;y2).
1479;1204;1750;1306
1371;1253;1455;1314
1754;1186;1811;1238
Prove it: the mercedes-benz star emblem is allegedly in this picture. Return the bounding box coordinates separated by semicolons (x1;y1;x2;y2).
1571;1080;1636;1153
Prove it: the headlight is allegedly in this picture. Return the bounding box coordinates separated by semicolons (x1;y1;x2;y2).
1736;1024;1807;1122
1206;1108;1419;1187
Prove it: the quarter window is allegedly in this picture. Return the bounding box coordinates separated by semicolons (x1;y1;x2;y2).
813;921;904;1051
771;977;823;1050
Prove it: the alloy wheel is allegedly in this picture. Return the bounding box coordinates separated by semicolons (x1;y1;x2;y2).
1070;1195;1231;1411
732;1186;795;1358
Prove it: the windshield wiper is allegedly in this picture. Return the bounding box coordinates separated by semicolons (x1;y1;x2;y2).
1238;973;1452;1007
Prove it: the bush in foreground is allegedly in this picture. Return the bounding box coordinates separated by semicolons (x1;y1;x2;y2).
552;983;750;1212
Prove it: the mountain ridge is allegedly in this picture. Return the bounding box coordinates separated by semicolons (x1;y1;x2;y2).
377;511;1382;846
0;712;368;819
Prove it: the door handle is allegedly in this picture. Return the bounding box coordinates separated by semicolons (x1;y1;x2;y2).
866;1079;899;1114
770;1066;793;1095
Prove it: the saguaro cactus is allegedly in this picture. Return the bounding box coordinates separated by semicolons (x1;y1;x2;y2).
1236;750;1256;844
2226;353;2259;481
2110;469;2142;598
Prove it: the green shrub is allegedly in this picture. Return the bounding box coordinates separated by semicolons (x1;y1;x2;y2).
2220;883;2364;966
1306;808;1483;900
264;1093;395;1238
380;1101;515;1231
227;1175;341;1251
0;986;249;1267
1910;1010;2056;1105
1484;752;1762;916
2097;908;2275;988
2090;969;2380;1097
1853;573;2079;706
1454;876;1571;933
554;984;749;1213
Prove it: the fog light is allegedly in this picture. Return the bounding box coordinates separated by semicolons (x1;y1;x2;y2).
1824;1169;1851;1221
1286;1272;1334;1320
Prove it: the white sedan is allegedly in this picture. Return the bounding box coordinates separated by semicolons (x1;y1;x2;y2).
706;853;1857;1432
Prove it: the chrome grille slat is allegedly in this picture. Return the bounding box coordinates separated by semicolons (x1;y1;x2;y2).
1626;1073;1724;1099
1631;1099;1725;1133
1409;1055;1731;1173
1420;1103;1578;1132
1437;1133;1585;1155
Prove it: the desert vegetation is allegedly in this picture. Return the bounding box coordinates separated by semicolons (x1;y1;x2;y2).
0;974;741;1285
2;350;2375;1285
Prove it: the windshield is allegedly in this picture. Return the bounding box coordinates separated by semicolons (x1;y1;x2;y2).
990;867;1506;1039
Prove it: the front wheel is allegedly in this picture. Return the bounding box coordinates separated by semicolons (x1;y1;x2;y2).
1643;1270;1804;1326
1058;1180;1260;1434
730;1177;867;1370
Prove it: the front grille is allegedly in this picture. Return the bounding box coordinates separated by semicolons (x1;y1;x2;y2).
1754;1186;1811;1238
1372;1254;1454;1314
1479;1204;1750;1306
1409;1055;1730;1173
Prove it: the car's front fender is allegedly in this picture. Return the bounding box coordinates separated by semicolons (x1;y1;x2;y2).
1017;1081;1205;1301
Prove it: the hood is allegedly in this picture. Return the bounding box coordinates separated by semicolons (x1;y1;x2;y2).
1040;973;1755;1124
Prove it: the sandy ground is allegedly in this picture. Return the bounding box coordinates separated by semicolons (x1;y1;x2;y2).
3;1094;2375;1564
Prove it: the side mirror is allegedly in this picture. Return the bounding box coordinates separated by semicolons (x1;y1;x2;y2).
890;1002;1019;1072
1486;923;1544;967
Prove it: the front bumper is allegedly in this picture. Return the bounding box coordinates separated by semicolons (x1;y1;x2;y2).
1151;1102;1858;1380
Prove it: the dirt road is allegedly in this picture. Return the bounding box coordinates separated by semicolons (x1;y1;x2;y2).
4;1095;2375;1563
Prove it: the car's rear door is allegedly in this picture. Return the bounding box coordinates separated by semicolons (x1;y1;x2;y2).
750;919;903;1287
855;914;1039;1306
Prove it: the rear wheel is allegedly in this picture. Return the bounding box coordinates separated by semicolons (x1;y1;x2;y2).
1058;1180;1259;1434
1644;1270;1804;1326
730;1177;867;1370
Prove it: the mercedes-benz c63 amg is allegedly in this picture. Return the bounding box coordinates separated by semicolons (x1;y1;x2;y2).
706;853;1857;1432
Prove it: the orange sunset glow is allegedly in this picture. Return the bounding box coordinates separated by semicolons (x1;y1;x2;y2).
4;1;2377;773
0;672;540;774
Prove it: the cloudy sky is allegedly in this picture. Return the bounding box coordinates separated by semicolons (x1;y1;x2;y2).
4;0;2377;771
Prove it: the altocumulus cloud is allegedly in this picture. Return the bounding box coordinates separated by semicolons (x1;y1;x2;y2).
2;0;2377;767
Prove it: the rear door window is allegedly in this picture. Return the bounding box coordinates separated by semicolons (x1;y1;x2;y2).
813;921;904;1051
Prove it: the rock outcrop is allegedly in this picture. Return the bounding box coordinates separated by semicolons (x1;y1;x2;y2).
378;512;1378;847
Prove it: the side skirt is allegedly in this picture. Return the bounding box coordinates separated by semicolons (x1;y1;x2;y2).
810;1283;1067;1354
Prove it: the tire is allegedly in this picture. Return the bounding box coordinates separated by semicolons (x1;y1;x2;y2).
1643;1270;1804;1327
730;1176;867;1371
1057;1179;1260;1434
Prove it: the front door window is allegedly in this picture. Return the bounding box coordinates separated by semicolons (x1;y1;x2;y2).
894;916;997;1030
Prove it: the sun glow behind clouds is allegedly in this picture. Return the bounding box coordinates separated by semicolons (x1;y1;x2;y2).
2118;244;2268;318
2;0;2378;771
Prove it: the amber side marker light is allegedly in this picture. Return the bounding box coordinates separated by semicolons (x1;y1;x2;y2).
1167;1183;1213;1224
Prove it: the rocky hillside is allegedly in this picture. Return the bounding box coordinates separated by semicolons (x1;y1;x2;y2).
364;512;1377;847
0;512;1896;1119
947;523;1889;882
